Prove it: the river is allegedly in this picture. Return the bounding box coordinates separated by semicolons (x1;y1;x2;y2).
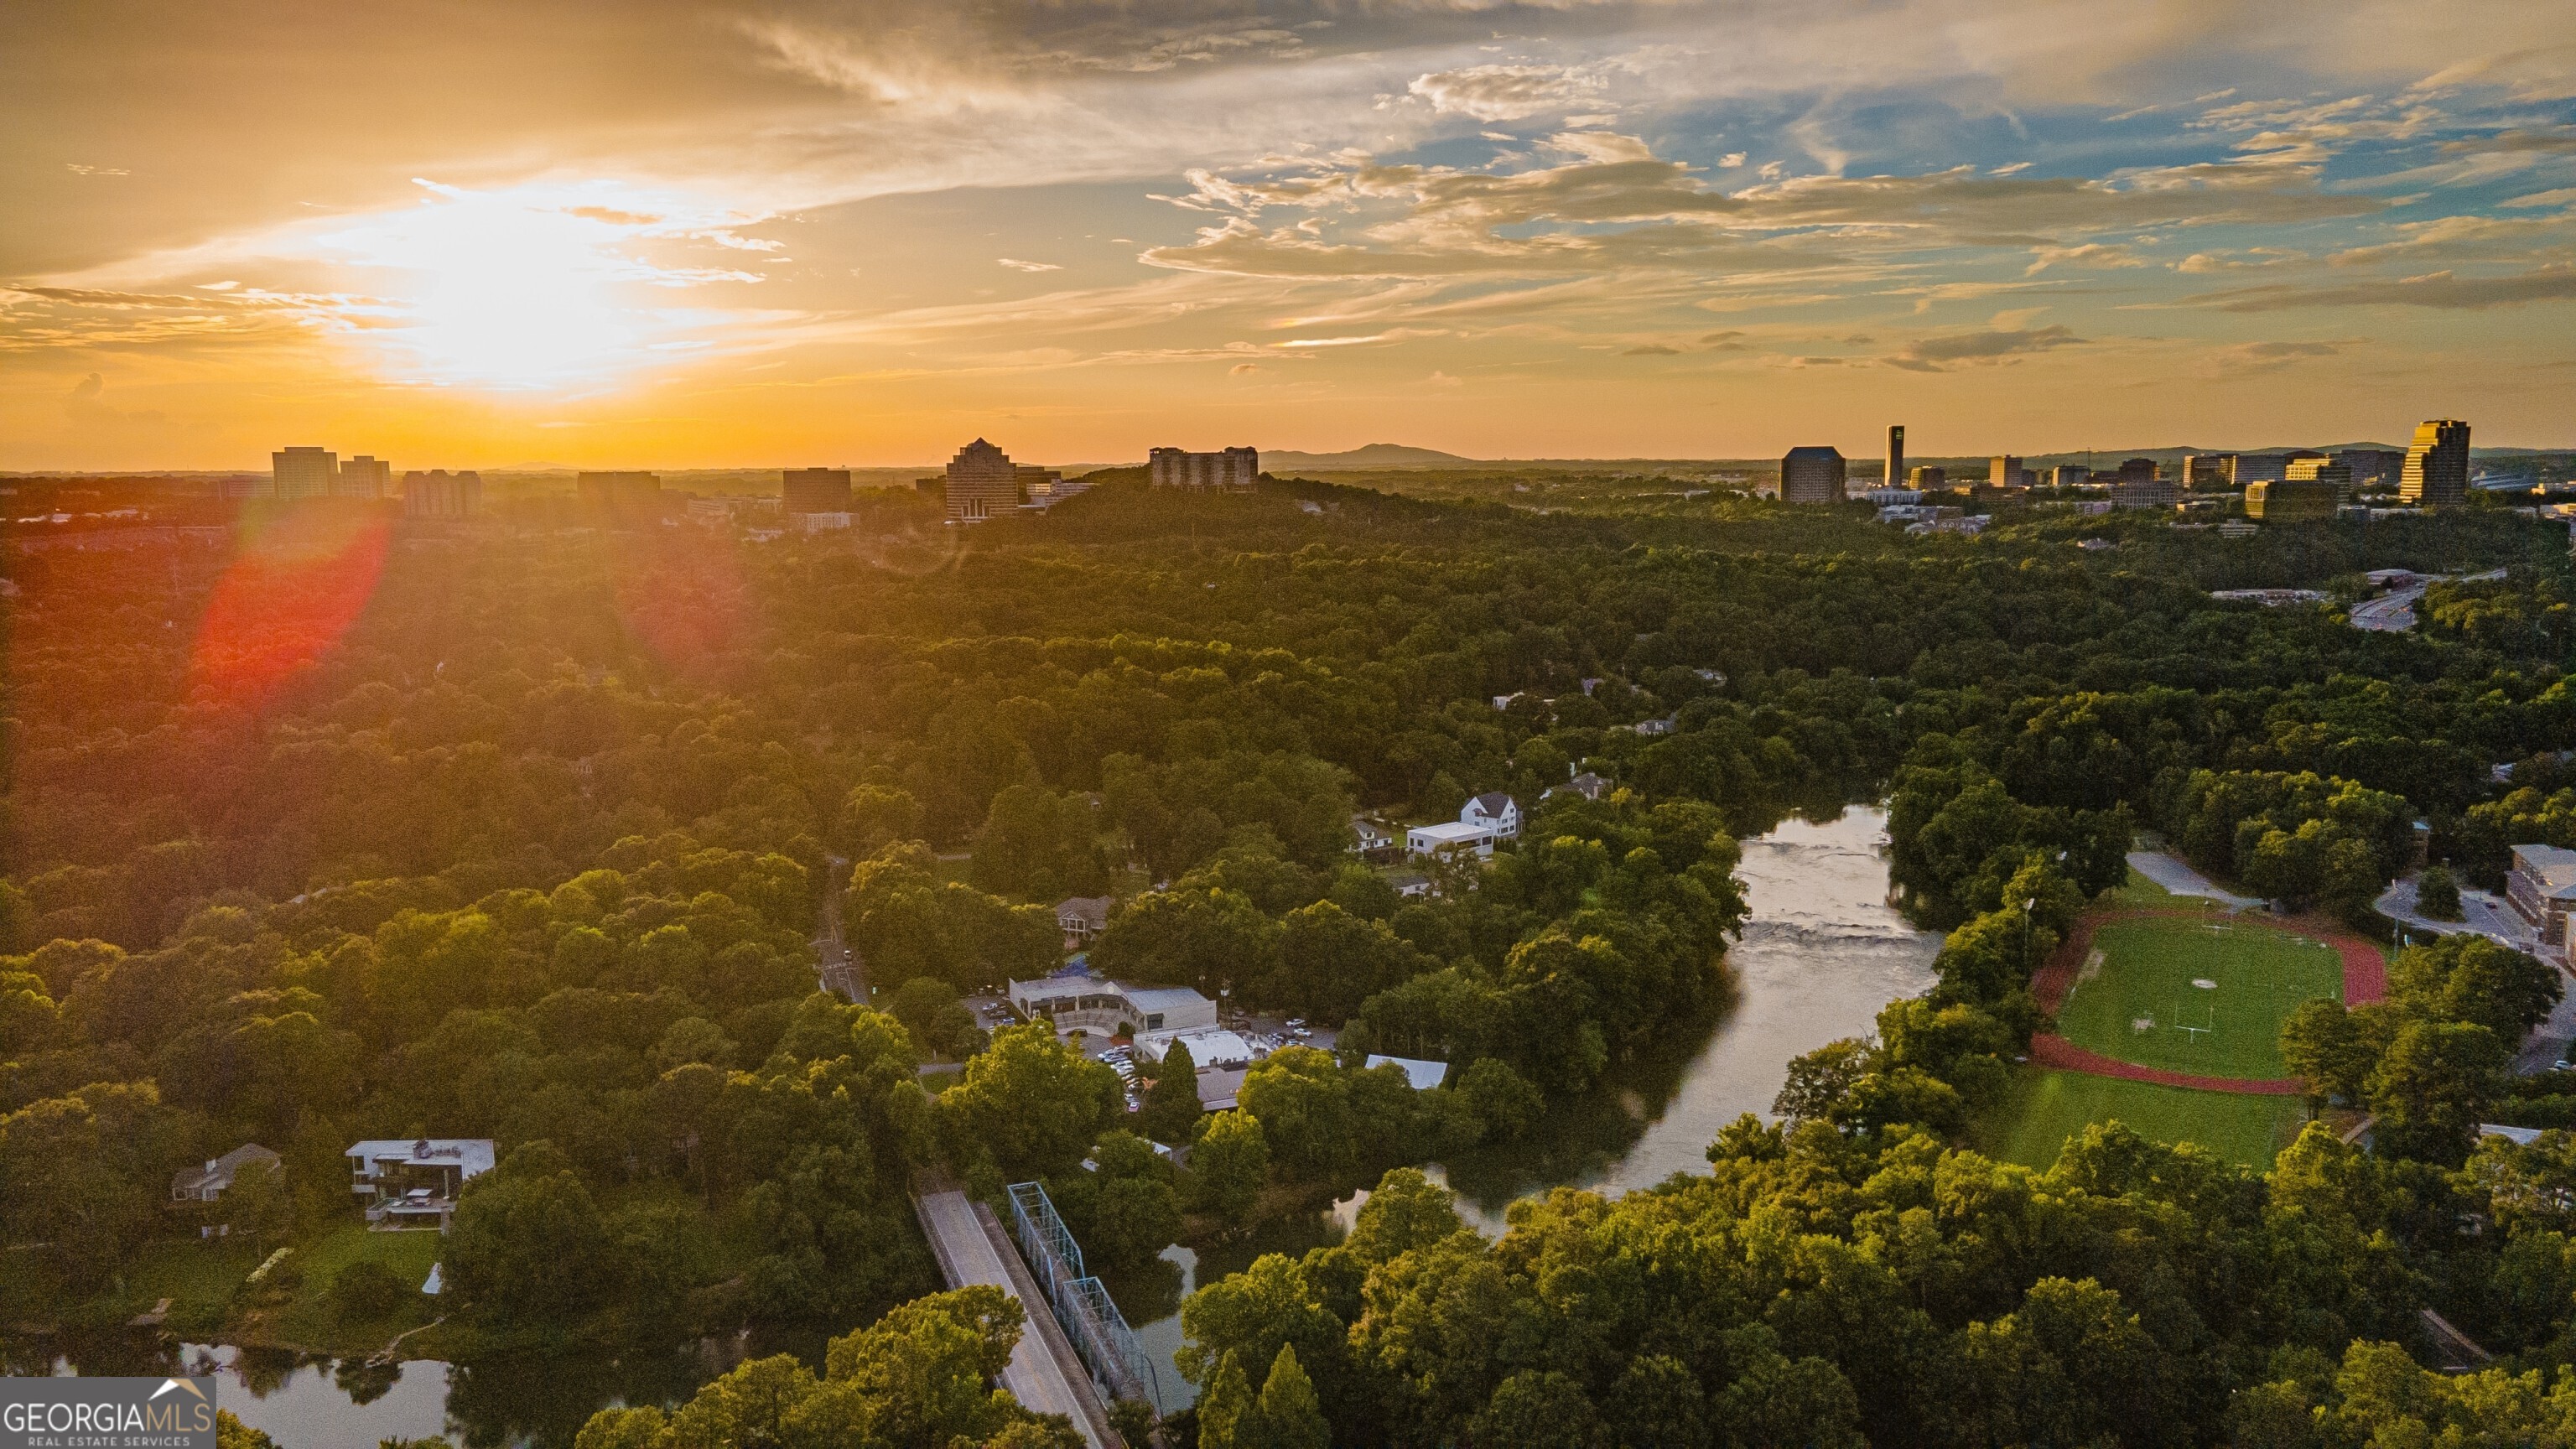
17;808;1935;1441
1106;804;1943;1409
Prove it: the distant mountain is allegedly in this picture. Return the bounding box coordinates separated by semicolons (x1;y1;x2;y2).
1262;444;1482;470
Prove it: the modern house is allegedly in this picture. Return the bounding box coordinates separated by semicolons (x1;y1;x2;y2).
171;1144;281;1203
1055;896;1113;948
1407;820;1498;859
1006;973;1217;1036
2506;844;2576;942
347;1139;496;1231
1461;792;1521;840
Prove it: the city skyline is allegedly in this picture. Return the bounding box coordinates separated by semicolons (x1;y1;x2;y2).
7;1;2575;470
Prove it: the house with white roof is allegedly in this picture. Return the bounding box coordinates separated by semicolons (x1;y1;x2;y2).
346;1138;496;1231
1407;820;1498;859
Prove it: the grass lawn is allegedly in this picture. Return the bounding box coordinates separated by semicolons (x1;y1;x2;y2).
251;1222;443;1353
1991;1069;2313;1171
111;1235;268;1334
2054;917;2343;1079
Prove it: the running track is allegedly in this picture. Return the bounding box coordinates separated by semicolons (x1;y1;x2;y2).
2025;906;2386;1095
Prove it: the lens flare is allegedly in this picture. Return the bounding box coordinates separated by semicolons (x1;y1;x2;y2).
189;506;391;707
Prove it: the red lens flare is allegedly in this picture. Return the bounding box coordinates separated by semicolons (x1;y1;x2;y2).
188;505;392;708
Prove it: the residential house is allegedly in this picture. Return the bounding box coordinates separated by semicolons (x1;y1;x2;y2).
348;1139;495;1231
1406;820;1498;859
171;1144;281;1203
1461;792;1521;839
1385;870;1434;898
1350;816;1396;854
2507;844;2576;941
1545;772;1609;802
1055;896;1112;948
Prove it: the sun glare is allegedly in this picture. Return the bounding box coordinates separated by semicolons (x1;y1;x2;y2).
309;180;756;391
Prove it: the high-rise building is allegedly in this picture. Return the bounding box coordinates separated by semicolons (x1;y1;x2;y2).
1887;425;1904;488
2401;419;2470;506
2285;457;2353;487
1780;446;1847;505
273;446;336;501
2184;454;2234;489
1149;447;1259;491
782;467;854;514
2335;449;2403;491
1907;465;1947;491
945;439;1023;522
1989;455;2027;490
577;471;664;513
402;470;482;519
2049;464;2090;488
335;454;392;499
2246;479;2343;522
2231;454;2289;486
2111;472;2180;511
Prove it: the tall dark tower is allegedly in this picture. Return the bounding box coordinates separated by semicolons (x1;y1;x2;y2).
1888;424;1905;488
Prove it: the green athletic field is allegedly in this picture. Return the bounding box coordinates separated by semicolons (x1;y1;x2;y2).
1992;1070;2313;1171
2054;917;2344;1080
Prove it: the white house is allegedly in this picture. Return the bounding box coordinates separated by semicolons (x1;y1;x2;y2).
171;1144;281;1203
1462;792;1521;839
1350;816;1396;854
347;1138;496;1231
1407;820;1498;859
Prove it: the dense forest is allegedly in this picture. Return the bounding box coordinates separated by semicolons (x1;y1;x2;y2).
6;475;2576;1446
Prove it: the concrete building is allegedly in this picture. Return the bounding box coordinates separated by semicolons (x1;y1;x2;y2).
2336;449;2404;491
577;471;663;513
2506;844;2576;941
1006;974;1217;1036
1907;465;1947;491
796;511;853;532
347;1138;495;1231
945;438;1023;522
2185;454;2235;489
2402;419;2471;506
1886;425;1904;488
273;447;337;501
171;1144;280;1203
1779;445;1846;504
401;470;481;519
1407;820;1499;858
1989;455;2031;491
335;454;392;499
2245;478;2345;522
782;467;853;514
2231;454;2290;486
2049;464;2092;488
1149;447;1259;491
2111;460;2179;510
2286;456;2353;487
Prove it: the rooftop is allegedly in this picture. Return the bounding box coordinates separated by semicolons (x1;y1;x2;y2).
345;1139;497;1177
1409;820;1493;842
1365;1054;1452;1090
2514;844;2576;890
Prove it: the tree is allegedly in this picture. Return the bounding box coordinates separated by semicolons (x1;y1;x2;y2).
1141;1037;1204;1145
1188;1110;1270;1224
1448;1057;1543;1143
1259;1344;1328;1449
937;1023;1124;1181
1472;1371;1598;1449
328;1259;411;1325
2280;998;2373;1109
439;1140;616;1328
2415;865;2463;921
1197;1350;1263;1449
2367;1019;2506;1165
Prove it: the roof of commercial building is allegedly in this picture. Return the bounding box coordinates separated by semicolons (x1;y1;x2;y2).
1365;1054;1452;1090
1136;1027;1259;1069
2513;844;2576;892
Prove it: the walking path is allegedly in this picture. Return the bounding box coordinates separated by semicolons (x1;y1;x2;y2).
912;1187;1112;1448
816;853;864;1002
2124;850;2264;910
2028;906;2386;1096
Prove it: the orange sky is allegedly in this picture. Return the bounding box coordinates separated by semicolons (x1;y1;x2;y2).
6;1;2573;469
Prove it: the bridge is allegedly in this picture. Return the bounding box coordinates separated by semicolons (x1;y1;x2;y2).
911;1183;1118;1448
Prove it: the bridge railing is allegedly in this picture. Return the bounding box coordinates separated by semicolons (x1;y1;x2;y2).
1005;1181;1171;1413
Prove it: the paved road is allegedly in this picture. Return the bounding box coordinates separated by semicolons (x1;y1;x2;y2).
2126;850;2264;910
2374;876;2573;1074
911;1189;1105;1447
815;853;863;1002
2351;569;2506;633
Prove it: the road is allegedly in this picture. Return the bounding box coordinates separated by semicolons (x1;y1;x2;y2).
2375;875;2573;1073
911;1188;1109;1447
815;853;863;1002
2351;569;2506;633
2126;850;2263;910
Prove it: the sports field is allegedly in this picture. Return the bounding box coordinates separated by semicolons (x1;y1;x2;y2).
2052;917;2344;1080
1992;1069;2312;1171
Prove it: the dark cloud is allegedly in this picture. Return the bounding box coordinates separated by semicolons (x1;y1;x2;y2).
1622;343;1680;354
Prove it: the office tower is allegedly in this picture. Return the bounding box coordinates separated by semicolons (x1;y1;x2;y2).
576;471;664;512
2185;454;2233;489
402;470;482;518
2246;477;2343;522
945;439;1023;522
1887;425;1904;488
1148;446;1259;491
1989;455;2025;490
1907;465;1946;491
2334;449;2403;491
782;467;854;513
1779;446;1847;504
2401;419;2470;506
273;446;336;501
2049;464;2090;488
2284;457;2353;486
2231;454;2289;486
335;454;392;499
2111;461;2179;510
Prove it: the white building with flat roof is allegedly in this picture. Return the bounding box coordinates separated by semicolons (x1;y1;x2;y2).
1131;1027;1261;1070
1407;820;1498;858
1007;974;1217;1035
346;1138;495;1231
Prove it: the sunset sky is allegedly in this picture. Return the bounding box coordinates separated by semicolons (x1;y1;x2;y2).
6;0;2573;470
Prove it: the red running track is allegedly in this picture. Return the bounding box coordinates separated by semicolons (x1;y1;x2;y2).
2026;906;2388;1096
